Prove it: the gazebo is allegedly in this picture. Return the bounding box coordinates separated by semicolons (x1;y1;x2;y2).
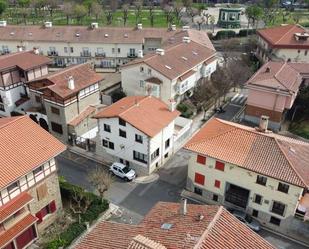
217;8;242;28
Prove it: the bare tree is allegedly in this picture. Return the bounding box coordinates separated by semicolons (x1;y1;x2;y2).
91;1;103;22
221;38;239;63
105;8;113;25
211;66;232;107
194;16;204;30
210;15;215;33
63;2;74;25
70;188;92;224
163;4;174;26
122;3;129;26
149;2;155;27
45;0;58;18
88;167;113;201
133;0;142;25
187;7;198;22
172;1;183;23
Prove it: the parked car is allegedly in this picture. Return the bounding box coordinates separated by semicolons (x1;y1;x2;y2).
109;162;136;181
231;210;261;232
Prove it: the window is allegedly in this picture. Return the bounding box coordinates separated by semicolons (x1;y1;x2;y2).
118;48;121;53
165;138;170;149
7;182;18;193
119;129;126;138
298;50;301;54
102;139;114;150
51;122;63;134
70;47;74;53
35;200;56;223
35;95;41;103
256;175;267;186
112;48;115;53
51;106;60;115
254;194;262;204
213;194;218;202
148;68;152;75
305;50;308;56
133;150;147;164
139;80;145;88
196;155;206;165
164;153;168;158
33;166;43;176
270;216;281;226
277;182;289;194
194;187;202;196
119;118;126;126
151;148;160;161
194;173;205;185
64;47;68;53
214;180;221;188
271;201;286;216
215;161;225;171
104;124;111;132
135;134;143;143
252;209;259;218
140;66;144;73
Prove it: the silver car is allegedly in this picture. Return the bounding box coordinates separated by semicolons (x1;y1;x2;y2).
109;162;136;181
231;210;261;232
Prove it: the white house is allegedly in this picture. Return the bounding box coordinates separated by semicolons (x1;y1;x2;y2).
121;30;217;104
94;96;191;174
0;50;51;116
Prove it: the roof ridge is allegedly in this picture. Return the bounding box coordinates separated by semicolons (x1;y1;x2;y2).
0;116;25;130
194;206;224;249
275;25;297;45
273;62;291;90
275;139;307;187
119;96;149;117
48;63;90;79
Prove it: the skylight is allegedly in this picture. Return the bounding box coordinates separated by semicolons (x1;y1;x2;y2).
181;56;188;61
161;223;173;230
192;51;198;55
165;65;172;70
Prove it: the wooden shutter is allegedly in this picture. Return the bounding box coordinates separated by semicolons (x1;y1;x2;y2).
49;200;56;213
196;155;206;165
194;173;205;185
35;211;43;223
215;161;225;171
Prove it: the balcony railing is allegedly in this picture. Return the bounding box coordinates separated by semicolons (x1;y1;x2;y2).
95;52;106;57
80;51;92;57
47;51;58;56
127;53;137;58
1;50;10;55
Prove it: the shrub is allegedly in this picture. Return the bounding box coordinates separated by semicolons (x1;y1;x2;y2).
177;103;194;118
215;30;236;40
238;29;256;37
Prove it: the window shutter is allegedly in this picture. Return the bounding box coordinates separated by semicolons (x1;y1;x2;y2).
194;173;205;185
35;211;43;223
215;161;225;171
49;200;56;213
214;180;221;188
196;155;206;165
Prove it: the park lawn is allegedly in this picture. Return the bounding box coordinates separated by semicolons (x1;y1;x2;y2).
289;119;309;139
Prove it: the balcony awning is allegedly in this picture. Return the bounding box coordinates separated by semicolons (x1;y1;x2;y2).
145;77;162;85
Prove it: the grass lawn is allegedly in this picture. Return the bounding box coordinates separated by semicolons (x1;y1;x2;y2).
2;8;182;28
289;120;309;139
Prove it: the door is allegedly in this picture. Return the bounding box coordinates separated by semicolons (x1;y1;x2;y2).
15;225;37;249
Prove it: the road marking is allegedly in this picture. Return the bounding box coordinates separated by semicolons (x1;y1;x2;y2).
138;181;156;197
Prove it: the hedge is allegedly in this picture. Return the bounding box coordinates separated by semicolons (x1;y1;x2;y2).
238;29;256;37
215;30;237;40
177;103;194;119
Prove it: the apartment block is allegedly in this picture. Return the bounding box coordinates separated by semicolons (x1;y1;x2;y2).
185;118;309;237
0;116;66;249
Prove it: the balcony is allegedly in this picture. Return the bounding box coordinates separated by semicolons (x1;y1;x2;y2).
80;51;92;57
95;52;106;57
127;52;137;58
47;51;58;56
295;193;309;221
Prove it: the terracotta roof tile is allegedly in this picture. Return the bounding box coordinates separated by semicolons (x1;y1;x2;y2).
74;202;274;249
0;116;66;189
0;214;37;248
257;24;309;49
68;105;96;127
94;96;180;137
29;63;103;99
128;235;167;249
0;192;33;223
0;51;51;71
185;118;309;187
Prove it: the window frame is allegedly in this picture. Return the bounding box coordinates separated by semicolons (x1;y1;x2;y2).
135;134;143;143
271;201;286;217
254;194;263;205
104;124;111;132
256;175;267;186
165;138;170;149
119;118;126;126
51;106;60;115
277;182;289;194
51;122;63;134
119;129;127;138
133;150;148;164
215;161;225;171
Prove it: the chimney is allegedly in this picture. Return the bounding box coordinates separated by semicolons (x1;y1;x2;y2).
138;50;143;58
182;36;191;43
44;21;52;28
182;25;190;31
259;115;269;132
91;22;98;29
179;198;187;215
265;67;271;73
33;47;39;55
155;48;165;56
17;45;23;52
171;24;176;31
137;23;143;30
168;98;176;112
68;76;75;90
0;20;7;27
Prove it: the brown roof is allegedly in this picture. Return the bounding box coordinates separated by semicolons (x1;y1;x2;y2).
94;96;180;137
128;235;167;249
29;63;103;99
74;202;274;249
0;25;180;44
185;118;309;187
0;214;37;248
0;116;66;189
145;77;162;85
68;105;96;127
0;192;33;223
124;41;216;80
257;24;309;49
246;61;306;93
0;50;51;71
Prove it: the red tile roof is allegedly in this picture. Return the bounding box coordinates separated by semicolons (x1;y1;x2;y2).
185;118;309;187
74;202;274;249
29;63;103;99
257;24;309;49
0;192;33;223
0;116;66;189
246;61;303;93
0;51;51;71
0;214;37;248
68;105;96;127
94;96;180;137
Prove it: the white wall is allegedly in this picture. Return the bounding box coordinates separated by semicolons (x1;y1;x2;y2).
0;85;25;116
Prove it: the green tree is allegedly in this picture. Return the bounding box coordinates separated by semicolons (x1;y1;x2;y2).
122;3;129;26
83;0;93;16
149;2;155;27
134;0;142;25
173;1;183;23
63;1;74;25
0;0;7;17
91;1;102;22
74;4;87;24
245;5;263;29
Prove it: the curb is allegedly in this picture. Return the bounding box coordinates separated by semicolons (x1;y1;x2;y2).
67;148;111;167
